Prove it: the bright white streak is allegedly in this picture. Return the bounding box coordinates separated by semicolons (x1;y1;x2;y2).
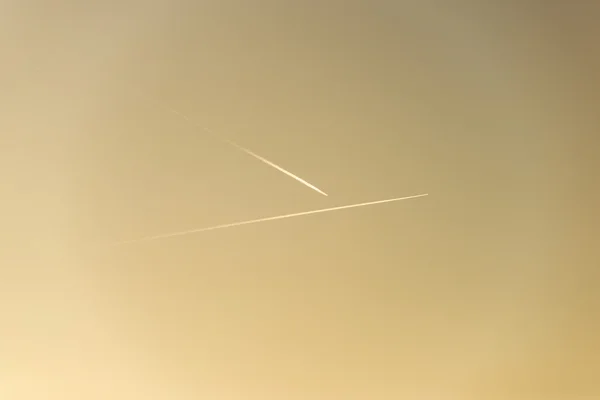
115;193;428;245
168;108;328;196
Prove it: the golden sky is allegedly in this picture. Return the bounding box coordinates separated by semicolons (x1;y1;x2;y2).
1;1;598;399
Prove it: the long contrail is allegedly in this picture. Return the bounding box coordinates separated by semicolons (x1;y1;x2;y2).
168;108;328;196
114;193;428;245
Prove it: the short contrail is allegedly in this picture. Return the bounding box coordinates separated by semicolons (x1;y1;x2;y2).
168;108;328;196
114;193;428;245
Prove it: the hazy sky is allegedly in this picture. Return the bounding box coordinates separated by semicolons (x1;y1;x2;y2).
1;1;598;399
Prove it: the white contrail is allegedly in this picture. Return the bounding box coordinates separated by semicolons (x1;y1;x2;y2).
114;193;428;245
168;108;328;196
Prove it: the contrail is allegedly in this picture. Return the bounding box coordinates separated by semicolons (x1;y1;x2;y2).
114;193;428;245
168;108;328;196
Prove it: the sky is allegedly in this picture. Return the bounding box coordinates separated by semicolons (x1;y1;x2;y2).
1;1;598;399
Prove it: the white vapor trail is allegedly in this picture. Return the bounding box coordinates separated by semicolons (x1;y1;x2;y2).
114;193;428;245
168;108;328;196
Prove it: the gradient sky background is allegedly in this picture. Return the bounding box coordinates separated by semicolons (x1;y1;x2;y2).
1;1;598;399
